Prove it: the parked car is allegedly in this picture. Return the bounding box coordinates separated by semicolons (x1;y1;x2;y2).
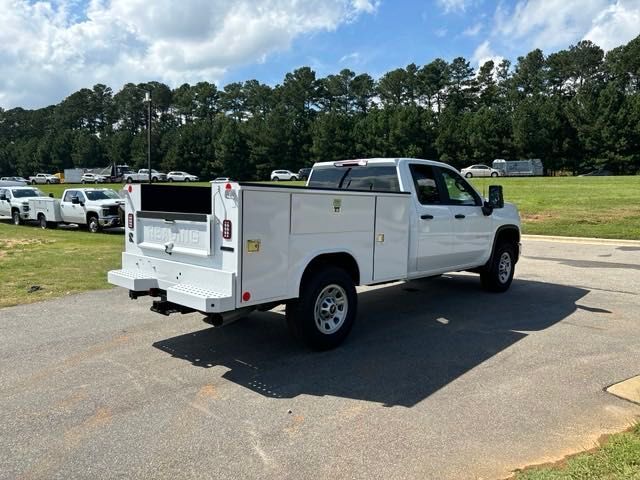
270;170;298;181
29;173;60;184
81;173;109;184
0;186;47;224
122;169;167;183
1;176;28;184
27;188;124;232
109;158;520;350
298;168;312;181
167;171;199;182
460;164;501;178
212;177;230;182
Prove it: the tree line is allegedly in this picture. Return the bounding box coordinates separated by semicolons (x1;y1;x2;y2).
1;35;639;179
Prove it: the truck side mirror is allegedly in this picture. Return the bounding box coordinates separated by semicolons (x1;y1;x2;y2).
71;196;80;205
0;194;6;201
488;185;504;209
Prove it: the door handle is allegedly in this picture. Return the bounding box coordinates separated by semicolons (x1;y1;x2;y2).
421;214;434;220
455;214;466;219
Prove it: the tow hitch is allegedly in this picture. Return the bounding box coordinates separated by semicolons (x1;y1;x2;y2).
150;300;195;316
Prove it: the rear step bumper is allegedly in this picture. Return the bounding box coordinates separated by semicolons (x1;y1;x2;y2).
108;269;235;313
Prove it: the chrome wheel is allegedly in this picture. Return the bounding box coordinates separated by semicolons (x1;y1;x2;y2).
314;284;348;334
88;217;99;233
498;252;512;284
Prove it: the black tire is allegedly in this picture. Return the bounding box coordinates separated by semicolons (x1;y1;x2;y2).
126;177;133;184
480;243;516;292
286;266;357;351
291;176;298;181
31;180;37;185
94;180;99;184
87;215;100;233
465;172;473;178
273;177;279;181
46;180;50;184
12;209;21;225
152;177;158;183
491;172;498;177
185;178;190;182
38;214;47;229
81;180;86;184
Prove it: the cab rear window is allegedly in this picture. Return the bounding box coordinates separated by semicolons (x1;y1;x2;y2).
308;165;399;192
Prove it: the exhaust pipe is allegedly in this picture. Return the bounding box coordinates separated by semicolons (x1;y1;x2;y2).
203;307;254;327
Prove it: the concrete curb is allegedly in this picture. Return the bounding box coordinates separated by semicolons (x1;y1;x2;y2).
523;234;640;247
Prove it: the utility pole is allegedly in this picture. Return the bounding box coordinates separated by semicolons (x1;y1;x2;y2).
144;91;152;184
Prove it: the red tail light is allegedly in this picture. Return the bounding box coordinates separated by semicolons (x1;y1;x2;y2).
222;219;232;240
128;213;134;229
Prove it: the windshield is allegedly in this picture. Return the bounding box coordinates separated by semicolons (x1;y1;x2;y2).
85;190;121;201
12;188;45;198
308;165;400;192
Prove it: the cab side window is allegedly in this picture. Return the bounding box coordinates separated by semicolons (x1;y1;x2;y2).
63;190;76;202
438;168;480;206
409;164;442;205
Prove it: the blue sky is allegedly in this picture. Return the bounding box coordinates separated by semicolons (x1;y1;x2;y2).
1;0;639;108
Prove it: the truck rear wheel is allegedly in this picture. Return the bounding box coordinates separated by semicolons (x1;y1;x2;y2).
480;243;516;292
286;266;357;350
38;213;47;229
12;209;21;225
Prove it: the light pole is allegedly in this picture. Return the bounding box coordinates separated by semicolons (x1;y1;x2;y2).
143;91;152;183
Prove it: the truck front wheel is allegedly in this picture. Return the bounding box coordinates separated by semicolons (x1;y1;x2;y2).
12;210;21;225
87;215;100;233
286;266;357;350
126;177;133;184
480;243;516;292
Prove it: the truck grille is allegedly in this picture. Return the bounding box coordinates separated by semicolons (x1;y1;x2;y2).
104;206;120;216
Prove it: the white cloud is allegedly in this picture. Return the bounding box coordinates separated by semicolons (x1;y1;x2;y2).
0;0;379;108
437;0;473;13
492;0;640;52
471;40;504;69
463;22;483;36
339;52;361;63
583;0;640;50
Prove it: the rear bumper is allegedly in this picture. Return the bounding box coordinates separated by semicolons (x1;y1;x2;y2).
108;253;236;313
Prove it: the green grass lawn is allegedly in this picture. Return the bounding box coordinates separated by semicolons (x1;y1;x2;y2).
32;176;640;240
0;222;122;308
513;424;640;480
470;176;640;239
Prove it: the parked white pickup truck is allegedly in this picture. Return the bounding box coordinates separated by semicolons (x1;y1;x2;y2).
29;173;60;184
123;169;167;183
108;158;521;350
0;186;47;224
27;188;124;232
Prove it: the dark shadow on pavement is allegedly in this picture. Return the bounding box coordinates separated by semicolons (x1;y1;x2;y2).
153;274;588;407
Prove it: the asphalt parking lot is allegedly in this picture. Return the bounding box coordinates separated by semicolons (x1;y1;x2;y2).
1;237;639;480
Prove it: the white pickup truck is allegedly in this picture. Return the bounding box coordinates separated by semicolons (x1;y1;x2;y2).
123;169;167;183
29;173;60;184
27;188;124;232
0;186;48;224
108;158;521;350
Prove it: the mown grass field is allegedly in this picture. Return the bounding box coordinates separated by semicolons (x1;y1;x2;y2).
36;176;640;240
2;175;638;308
0;222;121;308
513;424;640;480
